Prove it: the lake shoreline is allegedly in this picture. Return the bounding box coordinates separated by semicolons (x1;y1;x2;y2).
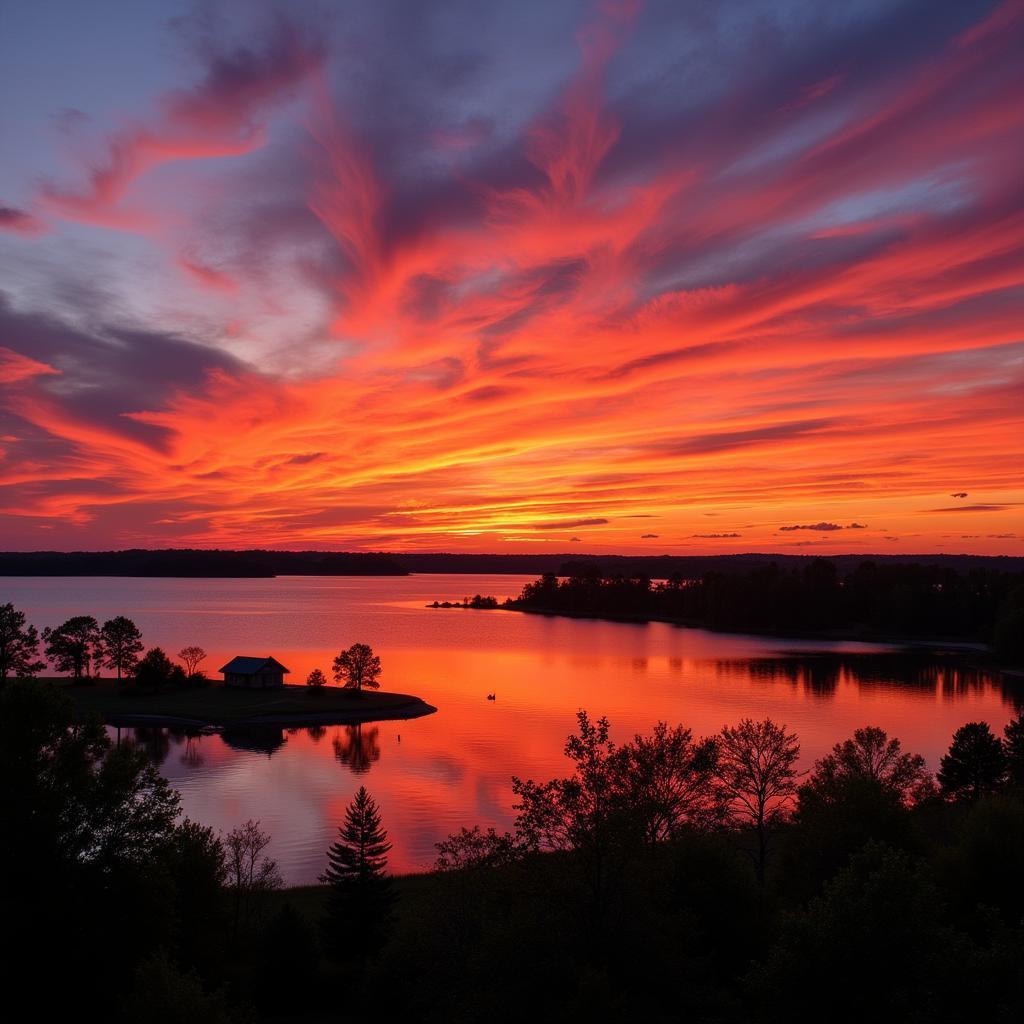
52;679;437;729
498;602;1009;662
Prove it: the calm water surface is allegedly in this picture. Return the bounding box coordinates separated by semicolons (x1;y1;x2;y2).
6;574;1020;882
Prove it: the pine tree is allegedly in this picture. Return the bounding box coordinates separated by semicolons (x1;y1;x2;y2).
320;786;393;958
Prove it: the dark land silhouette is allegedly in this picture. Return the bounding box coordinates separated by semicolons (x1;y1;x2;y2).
2;548;1022;577
507;559;1024;661
3;678;1023;1022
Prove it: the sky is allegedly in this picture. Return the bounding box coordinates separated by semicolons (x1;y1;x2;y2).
0;0;1021;554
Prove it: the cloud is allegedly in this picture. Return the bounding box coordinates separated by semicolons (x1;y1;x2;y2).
692;532;741;538
533;517;609;530
950;491;968;498
0;205;45;236
847;522;868;529
779;522;843;532
640;533;658;539
925;505;1017;513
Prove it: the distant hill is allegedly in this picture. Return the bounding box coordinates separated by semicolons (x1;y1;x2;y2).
0;549;1022;578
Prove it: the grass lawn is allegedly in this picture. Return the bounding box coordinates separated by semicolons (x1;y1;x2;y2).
49;678;436;727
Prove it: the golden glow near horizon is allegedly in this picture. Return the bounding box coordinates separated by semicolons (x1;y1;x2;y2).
0;2;1021;553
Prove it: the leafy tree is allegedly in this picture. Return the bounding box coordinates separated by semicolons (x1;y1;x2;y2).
332;642;382;691
621;721;723;843
803;726;933;805
306;667;327;691
224;819;282;938
715;717;801;885
749;844;974;1024
320;786;393;958
134;646;187;688
256;903;321;1013
0;681;185;1007
0;602;44;682
1004;712;1024;787
99;615;144;680
178;645;207;677
42;615;100;679
434;825;522;871
938;722;1007;801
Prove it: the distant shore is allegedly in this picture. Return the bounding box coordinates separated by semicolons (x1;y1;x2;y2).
52;679;437;728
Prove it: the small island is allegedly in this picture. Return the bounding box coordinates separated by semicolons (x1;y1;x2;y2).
427;593;499;609
56;678;436;729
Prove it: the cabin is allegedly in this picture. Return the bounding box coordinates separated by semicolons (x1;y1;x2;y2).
220;655;290;689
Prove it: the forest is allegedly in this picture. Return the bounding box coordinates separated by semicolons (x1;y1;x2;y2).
509;560;1024;661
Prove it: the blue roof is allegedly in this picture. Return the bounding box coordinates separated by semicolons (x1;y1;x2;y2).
219;656;290;675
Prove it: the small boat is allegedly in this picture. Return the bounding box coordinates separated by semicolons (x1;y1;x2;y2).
486;693;496;701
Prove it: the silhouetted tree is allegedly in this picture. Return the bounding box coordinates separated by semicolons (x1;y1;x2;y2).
306;667;327;692
1004;712;1024;787
42;615;100;679
434;826;522;871
257;902;321;1012
134;646;187;688
224;819;282;938
332;643;382;691
938;722;1007;801
99;615;144;680
0;602;44;682
178;645;207;677
715;717;801;885
621;721;723;843
320;786;393;959
803;725;933;805
123;951;243;1024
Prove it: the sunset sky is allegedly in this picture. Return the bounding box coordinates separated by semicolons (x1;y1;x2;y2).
1;0;1021;554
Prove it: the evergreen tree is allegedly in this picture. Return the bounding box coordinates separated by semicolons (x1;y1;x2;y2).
320;786;393;958
938;722;1006;800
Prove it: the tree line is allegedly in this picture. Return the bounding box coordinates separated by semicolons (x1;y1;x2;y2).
0;601;210;686
509;559;1024;660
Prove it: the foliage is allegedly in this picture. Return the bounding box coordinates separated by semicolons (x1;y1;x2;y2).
1004;712;1024;787
938;722;1007;801
0;601;44;681
42;615;100;679
435;826;522;871
100;615;144;680
320;786;393;958
134;646;188;688
306;667;327;691
123;951;250;1024
332;642;382;690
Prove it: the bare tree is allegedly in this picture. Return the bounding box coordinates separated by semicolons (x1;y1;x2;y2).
178;646;207;677
715;718;801;885
224;819;283;937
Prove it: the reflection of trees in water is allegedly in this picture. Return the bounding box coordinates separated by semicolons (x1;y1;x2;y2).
332;723;381;774
128;726;172;765
181;733;205;768
714;653;1004;701
221;725;287;756
306;724;327;743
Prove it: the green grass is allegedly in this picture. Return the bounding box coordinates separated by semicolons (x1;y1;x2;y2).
49;678;436;727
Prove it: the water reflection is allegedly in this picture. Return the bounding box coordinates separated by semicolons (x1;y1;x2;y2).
713;652;1014;703
332;723;381;774
222;724;287;755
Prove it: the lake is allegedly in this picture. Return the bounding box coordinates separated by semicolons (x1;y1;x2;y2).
6;573;1020;882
